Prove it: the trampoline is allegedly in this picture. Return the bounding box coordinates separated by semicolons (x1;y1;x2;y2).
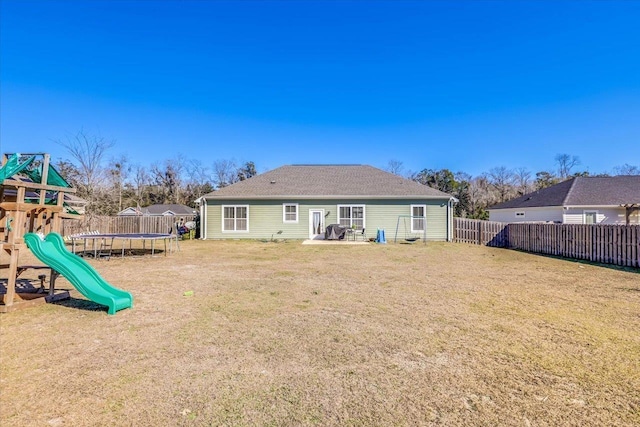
69;233;178;258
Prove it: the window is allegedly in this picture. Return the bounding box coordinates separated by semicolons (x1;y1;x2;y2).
584;210;598;225
411;205;426;232
515;211;525;218
283;203;298;223
222;205;248;232
338;205;365;229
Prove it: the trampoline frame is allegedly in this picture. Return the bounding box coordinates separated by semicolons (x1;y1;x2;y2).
69;233;178;258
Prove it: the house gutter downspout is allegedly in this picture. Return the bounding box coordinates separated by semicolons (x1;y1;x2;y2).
448;197;458;242
202;199;207;240
448;199;452;242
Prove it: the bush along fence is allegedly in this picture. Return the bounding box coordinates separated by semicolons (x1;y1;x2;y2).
454;218;640;268
62;215;196;236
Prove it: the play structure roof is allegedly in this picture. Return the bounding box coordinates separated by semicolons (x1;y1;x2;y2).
1;153;80;215
0;153;72;188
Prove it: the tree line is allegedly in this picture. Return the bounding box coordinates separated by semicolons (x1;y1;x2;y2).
53;130;257;216
52;130;638;219
390;155;639;219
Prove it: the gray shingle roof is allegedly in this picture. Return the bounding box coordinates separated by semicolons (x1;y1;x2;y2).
117;204;195;216
143;204;196;215
201;165;453;199
490;176;640;209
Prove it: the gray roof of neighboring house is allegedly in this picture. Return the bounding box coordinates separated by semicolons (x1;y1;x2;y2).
201;165;453;199
143;204;196;215
490;176;640;209
118;204;195;215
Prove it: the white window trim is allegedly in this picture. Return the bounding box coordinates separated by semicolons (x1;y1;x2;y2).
583;210;598;225
337;204;366;229
282;203;299;223
515;211;526;218
411;204;427;232
221;205;250;233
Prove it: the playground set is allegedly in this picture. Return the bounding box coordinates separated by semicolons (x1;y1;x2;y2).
393;215;427;244
0;153;132;315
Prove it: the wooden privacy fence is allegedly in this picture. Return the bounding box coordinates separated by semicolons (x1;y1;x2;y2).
453;218;509;247
454;218;640;268
62;215;196;236
508;223;639;268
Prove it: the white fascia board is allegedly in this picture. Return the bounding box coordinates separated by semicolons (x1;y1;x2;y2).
488;205;562;211
201;195;452;200
564;204;630;208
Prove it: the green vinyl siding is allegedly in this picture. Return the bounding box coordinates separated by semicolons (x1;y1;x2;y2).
204;198;449;241
362;200;448;241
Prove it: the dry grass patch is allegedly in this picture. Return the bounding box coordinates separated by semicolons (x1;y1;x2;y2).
1;240;639;426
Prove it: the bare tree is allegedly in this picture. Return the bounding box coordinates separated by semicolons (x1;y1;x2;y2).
386;159;404;176
150;158;185;204
55;129;115;216
514;167;532;195
184;159;214;201
467;176;493;219
212;159;237;189
131;164;150;209
555;153;580;180
613;163;640;175
108;155;131;213
185;159;207;185
487;166;516;203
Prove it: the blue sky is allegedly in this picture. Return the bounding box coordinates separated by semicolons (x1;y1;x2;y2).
1;0;639;177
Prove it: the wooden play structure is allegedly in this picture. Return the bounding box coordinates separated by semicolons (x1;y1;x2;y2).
0;153;81;312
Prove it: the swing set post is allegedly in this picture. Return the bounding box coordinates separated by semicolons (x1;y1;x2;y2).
394;215;427;244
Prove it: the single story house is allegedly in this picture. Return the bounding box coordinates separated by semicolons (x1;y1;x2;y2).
488;176;640;225
196;164;457;241
117;204;196;217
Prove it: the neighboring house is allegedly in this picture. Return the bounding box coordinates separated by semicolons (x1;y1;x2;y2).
64;193;89;215
488;176;640;225
117;204;196;217
196;164;457;241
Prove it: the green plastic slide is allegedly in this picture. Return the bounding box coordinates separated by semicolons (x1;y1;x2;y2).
24;233;133;315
